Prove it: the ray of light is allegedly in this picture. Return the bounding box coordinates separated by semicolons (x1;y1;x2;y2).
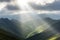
16;0;59;38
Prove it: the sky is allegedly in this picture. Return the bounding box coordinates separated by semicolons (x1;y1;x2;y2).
0;0;60;19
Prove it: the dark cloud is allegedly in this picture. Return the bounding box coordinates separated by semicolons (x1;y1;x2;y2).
0;0;12;2
30;1;60;11
6;5;20;11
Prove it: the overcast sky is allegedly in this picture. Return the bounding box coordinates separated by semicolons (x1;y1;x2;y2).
0;0;60;19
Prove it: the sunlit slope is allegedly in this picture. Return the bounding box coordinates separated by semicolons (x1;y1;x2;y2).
48;34;60;40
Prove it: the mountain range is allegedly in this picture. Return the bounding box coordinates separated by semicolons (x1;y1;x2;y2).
0;14;60;40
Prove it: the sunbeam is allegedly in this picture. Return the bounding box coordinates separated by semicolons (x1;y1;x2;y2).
15;0;59;38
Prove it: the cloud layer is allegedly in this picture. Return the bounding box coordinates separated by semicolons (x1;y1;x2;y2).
6;5;20;11
0;0;12;2
30;0;60;11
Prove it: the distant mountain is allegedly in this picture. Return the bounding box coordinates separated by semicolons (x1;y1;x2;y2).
43;14;60;20
38;14;48;18
0;18;23;38
38;13;60;20
0;13;60;20
0;14;20;20
43;17;60;32
0;29;23;40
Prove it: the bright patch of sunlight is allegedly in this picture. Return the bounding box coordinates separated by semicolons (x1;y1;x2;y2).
48;34;60;40
26;25;46;38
